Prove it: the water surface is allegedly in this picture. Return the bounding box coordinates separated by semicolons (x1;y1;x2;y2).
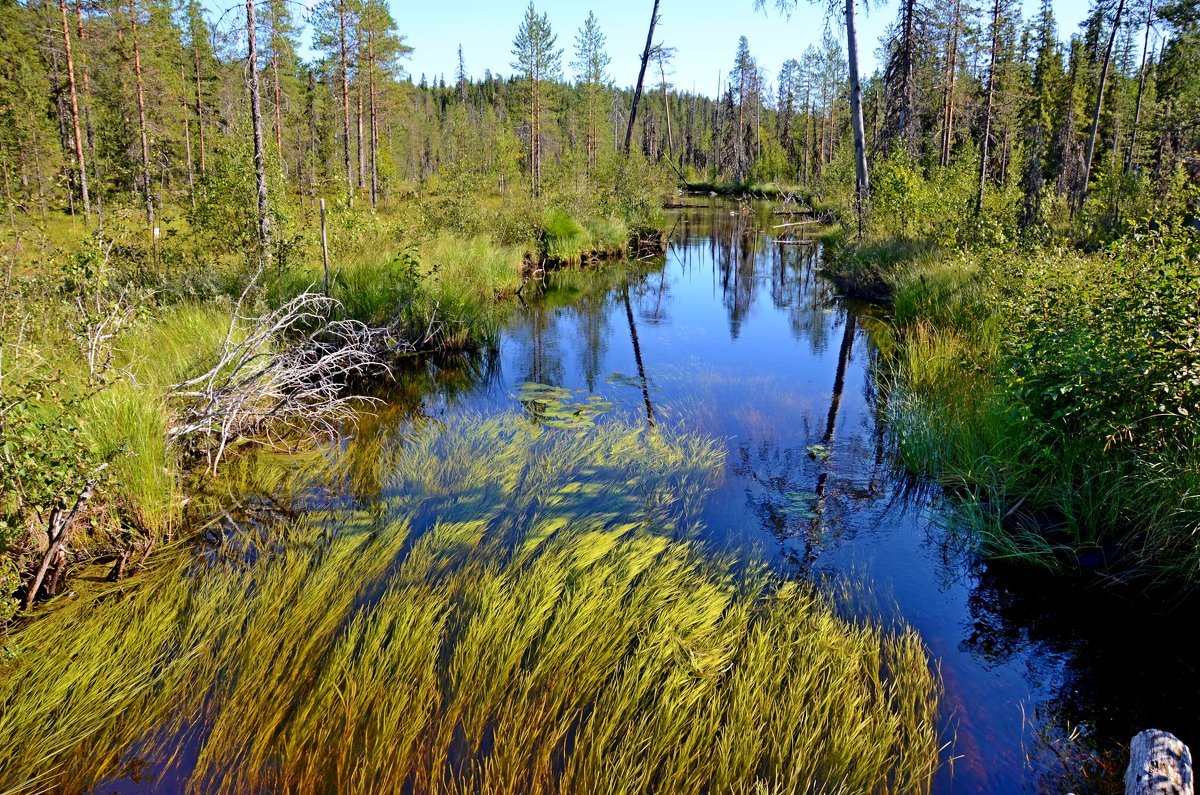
397;198;1199;793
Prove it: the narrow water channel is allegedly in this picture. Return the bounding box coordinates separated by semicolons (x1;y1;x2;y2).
82;199;1198;794
388;198;1198;793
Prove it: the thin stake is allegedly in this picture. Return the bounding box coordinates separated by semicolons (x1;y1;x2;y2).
320;198;330;295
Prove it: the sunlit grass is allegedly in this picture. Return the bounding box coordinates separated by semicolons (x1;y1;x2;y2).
0;414;942;795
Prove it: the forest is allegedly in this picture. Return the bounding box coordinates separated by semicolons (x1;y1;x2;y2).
1;0;1199;790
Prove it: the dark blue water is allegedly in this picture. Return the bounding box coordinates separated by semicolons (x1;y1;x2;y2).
400;199;1197;794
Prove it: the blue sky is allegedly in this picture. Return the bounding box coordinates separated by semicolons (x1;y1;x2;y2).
280;0;1097;97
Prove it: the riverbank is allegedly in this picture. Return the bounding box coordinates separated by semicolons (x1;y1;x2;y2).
822;219;1200;583
0;185;670;621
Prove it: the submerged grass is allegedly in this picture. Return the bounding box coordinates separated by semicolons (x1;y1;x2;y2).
0;414;941;794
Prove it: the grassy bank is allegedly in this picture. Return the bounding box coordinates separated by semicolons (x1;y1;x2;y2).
0;162;675;620
822;186;1200;581
0;413;942;794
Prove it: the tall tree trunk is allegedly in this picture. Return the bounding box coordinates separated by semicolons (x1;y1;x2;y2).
939;0;961;167
976;0;1002;214
803;95;812;181
658;52;674;160
271;20;284;176
846;0;869;231
1126;0;1153;172
1083;0;1127;198
339;0;352;205
58;0;89;214
74;0;97;185
624;0;660;154
246;0;270;253
368;29;377;206
306;68;317;204
130;0;153;226
898;0;916;148
529;63;538;196
355;26;365;191
182;65;195;209
31;129;47;218
193;29;206;173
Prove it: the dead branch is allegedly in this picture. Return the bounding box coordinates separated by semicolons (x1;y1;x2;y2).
66;287;141;380
24;477;97;609
165;290;388;473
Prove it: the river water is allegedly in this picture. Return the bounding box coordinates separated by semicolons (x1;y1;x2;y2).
80;199;1198;794
382;199;1197;793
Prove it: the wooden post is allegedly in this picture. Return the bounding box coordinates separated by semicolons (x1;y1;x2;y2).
1126;730;1193;795
320;198;330;295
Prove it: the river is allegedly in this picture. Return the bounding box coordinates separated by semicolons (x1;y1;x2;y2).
81;198;1197;794
380;198;1197;793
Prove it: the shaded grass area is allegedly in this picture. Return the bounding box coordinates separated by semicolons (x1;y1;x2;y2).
0;414;942;795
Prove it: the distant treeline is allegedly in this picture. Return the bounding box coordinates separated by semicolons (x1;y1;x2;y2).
1;0;1198;224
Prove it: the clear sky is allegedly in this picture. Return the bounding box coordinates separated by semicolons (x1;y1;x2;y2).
281;0;1098;97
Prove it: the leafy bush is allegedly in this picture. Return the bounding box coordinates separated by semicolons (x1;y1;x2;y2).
997;228;1200;455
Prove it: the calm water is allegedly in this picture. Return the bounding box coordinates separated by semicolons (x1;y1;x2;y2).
88;199;1198;794
393;199;1197;793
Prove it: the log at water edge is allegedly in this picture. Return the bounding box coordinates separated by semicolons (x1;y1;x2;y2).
1126;729;1193;795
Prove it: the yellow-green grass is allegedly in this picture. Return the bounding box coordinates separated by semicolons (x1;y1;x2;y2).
0;414;942;794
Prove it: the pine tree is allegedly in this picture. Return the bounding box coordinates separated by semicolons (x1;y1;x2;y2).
511;2;561;196
571;10;610;171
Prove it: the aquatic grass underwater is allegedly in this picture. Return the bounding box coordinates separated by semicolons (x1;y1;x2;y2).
0;414;942;795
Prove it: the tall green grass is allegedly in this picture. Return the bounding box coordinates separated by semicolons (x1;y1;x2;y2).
875;231;1200;578
0;414;942;794
541;209;630;264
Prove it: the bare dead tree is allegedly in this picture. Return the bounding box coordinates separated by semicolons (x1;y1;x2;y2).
625;0;661;154
1083;0;1127;200
165;286;388;472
